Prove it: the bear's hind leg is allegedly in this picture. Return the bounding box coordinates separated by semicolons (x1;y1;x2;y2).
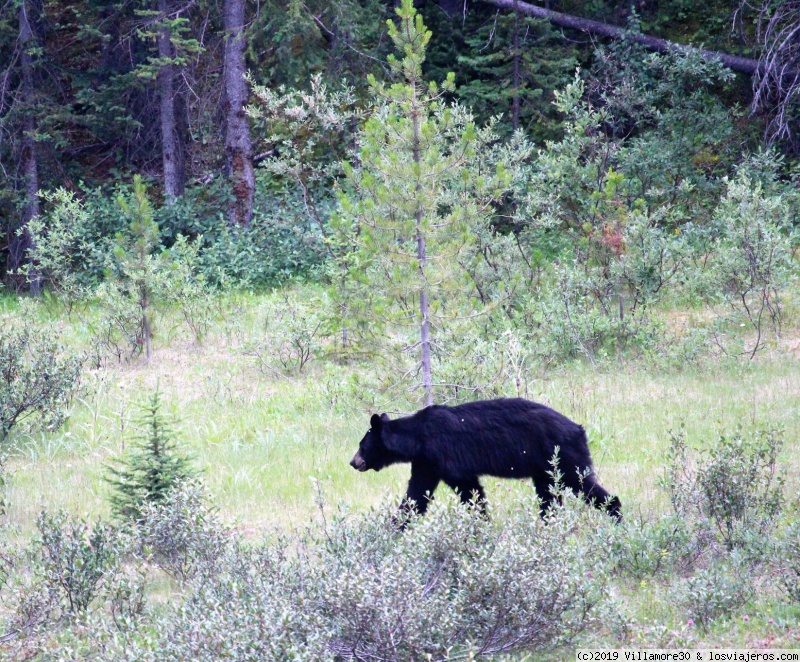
533;476;557;518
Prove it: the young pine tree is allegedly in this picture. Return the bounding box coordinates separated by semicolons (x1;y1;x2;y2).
106;389;196;522
336;0;515;406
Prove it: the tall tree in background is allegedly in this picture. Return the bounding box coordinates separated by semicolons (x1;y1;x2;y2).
339;0;515;406
7;0;41;293
224;0;254;226
155;0;185;203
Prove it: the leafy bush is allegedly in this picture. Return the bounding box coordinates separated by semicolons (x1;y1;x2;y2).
610;513;697;580
664;425;785;552
677;554;753;628
244;293;324;375
136;479;230;582
433;324;535;403
317;496;609;660
57;493;609;660
199;190;326;289
703;172;797;358
106;389;196;522
36;510;120;617
165;234;218;344
20;189;95;314
0;325;82;442
778;518;800;602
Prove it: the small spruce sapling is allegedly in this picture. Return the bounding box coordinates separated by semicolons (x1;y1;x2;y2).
106;388;196;522
96;176;168;362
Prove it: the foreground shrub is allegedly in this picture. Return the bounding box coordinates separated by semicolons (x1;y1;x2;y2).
676;553;753;628
36;511;120;618
136;479;230;582
664;424;785;553
0;325;82;442
109;493;609;661
610;513;697;580
319;497;609;660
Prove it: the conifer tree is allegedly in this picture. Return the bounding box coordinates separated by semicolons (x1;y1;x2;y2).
338;0;514;407
106;388;196;522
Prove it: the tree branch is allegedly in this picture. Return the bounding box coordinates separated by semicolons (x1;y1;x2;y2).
481;0;761;76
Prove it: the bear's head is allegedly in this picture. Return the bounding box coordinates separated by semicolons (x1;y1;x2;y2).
350;413;396;472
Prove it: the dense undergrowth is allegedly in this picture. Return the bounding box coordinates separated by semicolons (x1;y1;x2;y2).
0;287;799;658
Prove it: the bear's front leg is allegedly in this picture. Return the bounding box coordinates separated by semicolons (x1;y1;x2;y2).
402;461;441;516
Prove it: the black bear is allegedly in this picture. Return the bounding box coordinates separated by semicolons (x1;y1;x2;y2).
349;398;621;521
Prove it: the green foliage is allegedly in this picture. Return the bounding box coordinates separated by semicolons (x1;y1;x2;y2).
18;189;94;313
61;493;608;659
779;518;800;602
106;389;196;522
244;293;323;376
35;510;119;617
136;479;230;582
457;13;577;140
0;453;6;519
248;0;389;89
198;192;327;288
665;424;785;552
337;0;523;401
610;513;697;580
676;554;753;628
94;176;166;361
165;234;216;344
0;325;82;442
93;176;216;359
702;169;798;358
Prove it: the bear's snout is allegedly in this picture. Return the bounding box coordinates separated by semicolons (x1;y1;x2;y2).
350;451;367;472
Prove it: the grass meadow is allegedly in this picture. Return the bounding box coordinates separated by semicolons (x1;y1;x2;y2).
2;287;800;654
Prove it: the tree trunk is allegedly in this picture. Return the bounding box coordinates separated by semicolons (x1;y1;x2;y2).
157;0;184;204
483;0;761;76
224;0;255;227
9;0;42;294
412;103;433;407
511;0;521;130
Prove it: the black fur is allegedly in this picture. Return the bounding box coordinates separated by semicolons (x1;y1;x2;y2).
349;398;621;521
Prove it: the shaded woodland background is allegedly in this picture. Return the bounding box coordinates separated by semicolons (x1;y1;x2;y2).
1;0;798;291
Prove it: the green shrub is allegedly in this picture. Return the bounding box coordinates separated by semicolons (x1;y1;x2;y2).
677;554;753;628
316;495;609;659
86;493;609;660
106;389;196;522
165;234;218;345
20;189;95;314
611;513;697;580
199;191;326;288
702;171;797;359
136;479;230;582
244;293;324;375
779;519;800;602
36;510;119;617
664;425;785;552
0;325;82;442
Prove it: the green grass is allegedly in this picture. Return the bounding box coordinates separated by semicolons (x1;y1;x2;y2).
3;290;799;538
2;288;800;653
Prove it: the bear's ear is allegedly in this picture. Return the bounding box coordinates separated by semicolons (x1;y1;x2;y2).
380;413;390;423
370;413;383;431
